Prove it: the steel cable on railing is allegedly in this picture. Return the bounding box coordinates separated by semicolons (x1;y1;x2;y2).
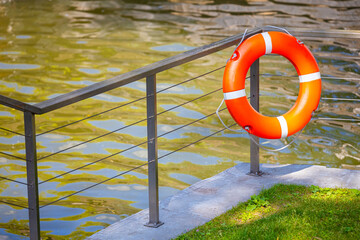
319;76;360;81
40;115;238;207
157;87;222;116
158;123;239;161
321;98;360;102
313;117;360;122
0;200;28;209
39;139;149;184
36;96;147;137
0;151;26;161
156;76;249;117
36;66;225;137
0;127;24;136
38;87;224;161
156;65;225;94
158;107;227;139
37;117;149;161
158;96;252;139
39;107;229;184
39;159;155;208
0;176;28;185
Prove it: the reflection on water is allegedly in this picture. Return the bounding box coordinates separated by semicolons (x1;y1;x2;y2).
151;43;195;52
0;0;359;239
0;62;40;70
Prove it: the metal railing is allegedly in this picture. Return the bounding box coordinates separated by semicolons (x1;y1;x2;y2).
0;26;360;239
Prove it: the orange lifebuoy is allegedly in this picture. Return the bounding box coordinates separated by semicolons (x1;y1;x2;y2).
223;31;321;139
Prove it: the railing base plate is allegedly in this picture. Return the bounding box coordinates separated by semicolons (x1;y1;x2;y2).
144;221;164;228
247;171;266;177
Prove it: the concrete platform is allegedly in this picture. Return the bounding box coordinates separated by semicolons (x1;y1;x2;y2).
87;163;360;240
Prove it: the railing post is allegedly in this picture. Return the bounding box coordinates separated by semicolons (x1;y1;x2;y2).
250;59;260;175
145;74;163;228
24;111;40;239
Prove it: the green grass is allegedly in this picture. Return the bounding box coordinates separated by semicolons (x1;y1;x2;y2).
175;184;360;240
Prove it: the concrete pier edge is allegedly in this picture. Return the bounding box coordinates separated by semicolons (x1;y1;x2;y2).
87;163;360;240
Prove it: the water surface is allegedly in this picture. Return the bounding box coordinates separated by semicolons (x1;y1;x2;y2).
0;0;359;239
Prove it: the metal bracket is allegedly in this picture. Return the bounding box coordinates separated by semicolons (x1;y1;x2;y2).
144;221;164;228
247;171;267;177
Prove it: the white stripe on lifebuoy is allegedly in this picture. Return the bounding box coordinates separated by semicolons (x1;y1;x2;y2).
261;32;272;54
299;72;321;83
277;116;288;138
224;89;246;100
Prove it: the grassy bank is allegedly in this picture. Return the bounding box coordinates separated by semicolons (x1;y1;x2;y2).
175;184;360;240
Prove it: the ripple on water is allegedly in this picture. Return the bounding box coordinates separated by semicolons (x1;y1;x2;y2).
169;173;201;185
0;51;22;55
15;35;31;39
78;68;101;75
151;43;195;52
0;230;27;240
0;62;40;70
0;180;28;198
158;124;212;139
0;205;28;223
310;137;337;147
107;67;121;72
89;119;147;138
76;40;88;44
2;82;36;94
83;225;104;233
160;104;206;119
52;182;178;209
40;205;85;219
67;80;95;86
0;111;14;117
0;167;24;176
40;220;82;236
37;138;133;155
94;214;122;223
0;135;24;145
